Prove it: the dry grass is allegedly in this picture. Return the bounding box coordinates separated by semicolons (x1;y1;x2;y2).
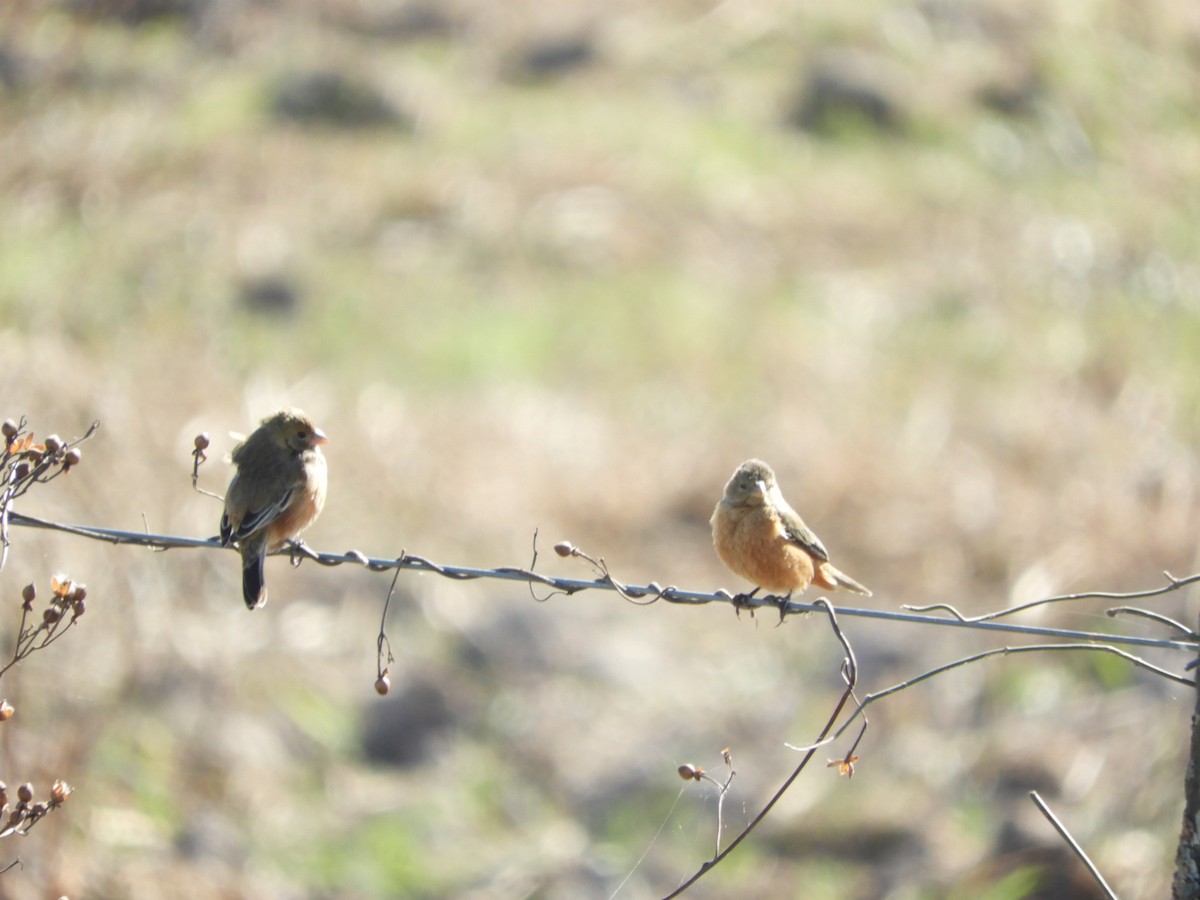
0;0;1199;897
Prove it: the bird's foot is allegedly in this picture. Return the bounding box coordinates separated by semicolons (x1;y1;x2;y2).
731;587;761;620
775;591;795;627
286;539;320;566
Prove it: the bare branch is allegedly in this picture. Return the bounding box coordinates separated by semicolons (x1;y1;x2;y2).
1107;606;1197;638
1030;790;1118;900
373;561;406;695
189;432;224;502
905;570;1200;624
677;750;737;859
0;420;99;573
663;601;858;899
0;577;88;682
553;539;672;606
822;642;1195;750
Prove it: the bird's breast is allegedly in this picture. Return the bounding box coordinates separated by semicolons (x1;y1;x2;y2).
712;501;816;593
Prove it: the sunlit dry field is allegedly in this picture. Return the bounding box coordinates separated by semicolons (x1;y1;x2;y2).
2;0;1200;897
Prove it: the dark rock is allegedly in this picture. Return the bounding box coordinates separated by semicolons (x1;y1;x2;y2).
0;45;25;92
508;35;597;82
237;275;300;318
786;51;906;136
360;676;460;768
64;0;206;26
976;68;1043;117
269;70;412;131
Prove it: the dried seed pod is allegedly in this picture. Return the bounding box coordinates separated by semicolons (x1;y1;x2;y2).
553;541;575;557
16;783;33;804
63;447;81;468
42;607;61;625
43;435;61;454
374;674;391;696
194;432;210;451
21;584;35;605
49;781;71;804
677;764;702;781
0;420;16;439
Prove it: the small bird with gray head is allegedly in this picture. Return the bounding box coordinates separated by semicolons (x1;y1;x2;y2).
220;409;328;610
711;458;870;599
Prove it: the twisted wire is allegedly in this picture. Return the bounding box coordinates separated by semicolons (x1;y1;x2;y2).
9;511;1196;655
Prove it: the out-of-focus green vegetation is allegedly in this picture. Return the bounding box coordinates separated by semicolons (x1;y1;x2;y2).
0;0;1198;897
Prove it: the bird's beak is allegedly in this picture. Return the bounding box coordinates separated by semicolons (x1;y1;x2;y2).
754;479;769;497
312;428;329;446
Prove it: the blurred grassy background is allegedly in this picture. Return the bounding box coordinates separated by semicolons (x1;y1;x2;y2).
2;0;1200;897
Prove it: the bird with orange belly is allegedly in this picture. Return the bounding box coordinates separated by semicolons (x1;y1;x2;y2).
711;459;870;604
220;409;328;610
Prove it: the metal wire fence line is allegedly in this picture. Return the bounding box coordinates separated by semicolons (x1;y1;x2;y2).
9;511;1197;656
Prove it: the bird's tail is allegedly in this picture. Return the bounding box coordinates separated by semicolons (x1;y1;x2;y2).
818;563;872;597
241;540;268;610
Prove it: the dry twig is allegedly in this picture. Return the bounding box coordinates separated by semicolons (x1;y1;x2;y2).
1030;790;1118;900
905;570;1200;625
784;641;1195;761
663;599;858;899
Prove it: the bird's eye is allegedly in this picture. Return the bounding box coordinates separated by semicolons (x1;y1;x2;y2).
297;430;308;439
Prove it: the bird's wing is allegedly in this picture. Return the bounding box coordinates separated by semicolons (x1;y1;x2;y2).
773;495;830;562
225;485;298;543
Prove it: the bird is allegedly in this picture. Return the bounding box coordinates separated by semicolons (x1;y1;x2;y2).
711;459;870;601
219;409;328;610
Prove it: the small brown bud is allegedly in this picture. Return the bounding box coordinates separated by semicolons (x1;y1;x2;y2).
194;432;210;451
69;584;86;603
43;607;61;624
49;781;71;804
63;447;81;468
17;783;33;804
43;435;61;454
21;584;35;605
29;802;46;818
0;420;16;439
13;462;29;481
0;701;14;721
374;674;391;696
71;598;86;619
678;764;701;781
553;541;574;558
